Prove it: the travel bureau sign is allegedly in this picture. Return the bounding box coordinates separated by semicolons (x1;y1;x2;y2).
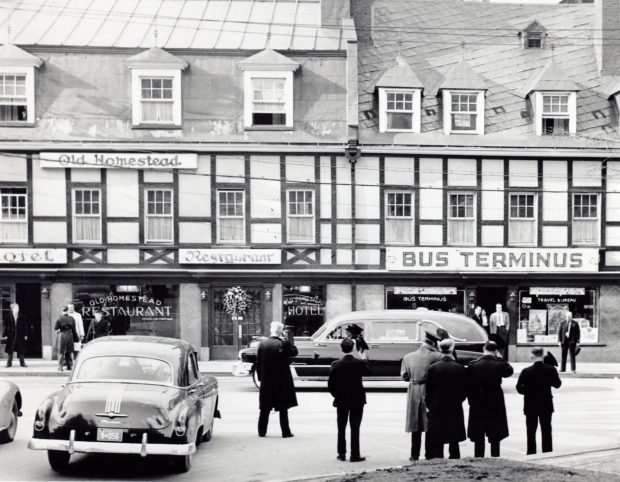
0;248;67;264
40;152;198;169
386;247;600;272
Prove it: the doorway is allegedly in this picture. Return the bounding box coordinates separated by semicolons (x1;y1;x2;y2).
476;286;508;321
16;283;41;358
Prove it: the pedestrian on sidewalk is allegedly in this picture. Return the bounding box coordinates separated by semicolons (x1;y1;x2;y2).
425;338;468;459
2;303;30;368
558;311;580;374
489;303;510;359
68;303;84;356
256;321;298;438
466;340;513;458
328;338;371;463
400;329;441;461
55;306;78;372
516;346;562;455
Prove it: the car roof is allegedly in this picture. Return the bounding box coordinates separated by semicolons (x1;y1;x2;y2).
80;336;192;363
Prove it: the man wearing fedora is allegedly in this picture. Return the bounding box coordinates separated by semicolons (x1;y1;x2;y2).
558;311;580;374
401;329;441;461
516;346;562;454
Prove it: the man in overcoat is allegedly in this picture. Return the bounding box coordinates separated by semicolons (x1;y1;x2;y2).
2;303;30;367
54;306;78;371
400;330;441;461
256;321;298;438
425;338;468;459
466;340;514;457
516;346;562;454
558;311;580;373
328;338;371;462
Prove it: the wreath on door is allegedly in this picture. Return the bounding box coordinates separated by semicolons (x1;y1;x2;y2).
223;286;251;317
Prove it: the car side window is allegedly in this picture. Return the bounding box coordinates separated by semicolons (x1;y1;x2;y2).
325;324;347;340
370;322;416;343
187;352;199;385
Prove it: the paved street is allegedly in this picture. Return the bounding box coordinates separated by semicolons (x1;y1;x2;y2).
0;375;619;481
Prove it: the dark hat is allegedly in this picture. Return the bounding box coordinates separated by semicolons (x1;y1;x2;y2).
61;305;69;312
484;340;498;352
488;334;506;350
438;338;454;354
345;324;364;336
531;347;544;357
424;330;439;343
436;328;450;340
543;351;558;367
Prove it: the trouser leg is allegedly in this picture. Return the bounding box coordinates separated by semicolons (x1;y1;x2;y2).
540;413;553;453
6;351;13;367
66;351;73;370
279;409;291;436
490;440;500;457
525;414;538;455
349;406;364;459
410;431;422;460
569;343;577;372
473;437;485;457
258;408;270;436
448;441;460;459
560;344;568;372
424;430;433;460
336;407;348;457
18;351;26;366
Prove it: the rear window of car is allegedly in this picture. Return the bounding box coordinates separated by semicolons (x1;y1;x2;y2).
75;356;173;384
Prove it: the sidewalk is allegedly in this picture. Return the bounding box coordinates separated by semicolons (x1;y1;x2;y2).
1;359;620;378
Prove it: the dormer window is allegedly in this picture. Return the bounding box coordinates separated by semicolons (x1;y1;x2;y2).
378;88;421;132
526;31;543;49
0;44;43;125
0;74;27;122
532;91;576;136
442;90;485;135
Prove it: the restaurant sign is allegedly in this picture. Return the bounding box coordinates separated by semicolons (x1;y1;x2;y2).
40;152;198;169
179;248;281;265
0;248;67;264
386;247;599;272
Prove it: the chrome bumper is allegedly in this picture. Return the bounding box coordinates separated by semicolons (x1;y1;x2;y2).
231;362;253;377
29;431;196;457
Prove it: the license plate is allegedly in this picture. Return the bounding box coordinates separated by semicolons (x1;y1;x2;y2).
97;428;123;442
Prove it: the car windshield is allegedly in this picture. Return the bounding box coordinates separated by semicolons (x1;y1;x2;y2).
74;356;173;384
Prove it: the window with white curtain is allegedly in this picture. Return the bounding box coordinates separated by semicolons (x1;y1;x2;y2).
140;77;174;124
0;188;27;243
73;189;101;243
573;194;599;245
509;193;537;245
287;190;314;243
450;93;479;132
541;94;569;135
448;193;475;245
145;189;173;243
217;190;245;243
251;77;287;126
385;191;413;244
0;74;28;122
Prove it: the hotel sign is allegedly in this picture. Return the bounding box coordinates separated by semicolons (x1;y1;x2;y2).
40;152;198;169
0;248;67;264
386;247;599;272
180;248;281;265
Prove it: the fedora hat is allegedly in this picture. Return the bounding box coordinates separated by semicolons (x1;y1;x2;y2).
345;324;364;336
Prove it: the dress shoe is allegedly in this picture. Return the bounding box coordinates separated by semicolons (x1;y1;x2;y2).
350;456;366;462
5;364;11;368
337;454;346;461
21;364;27;368
282;433;294;438
409;457;419;462
258;433;266;437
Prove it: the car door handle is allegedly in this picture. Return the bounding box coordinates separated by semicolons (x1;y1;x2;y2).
315;343;327;347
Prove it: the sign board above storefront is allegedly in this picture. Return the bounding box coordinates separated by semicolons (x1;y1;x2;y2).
386;247;599;272
0;248;67;264
393;287;457;295
179;248;281;265
40;152;198;169
530;287;586;296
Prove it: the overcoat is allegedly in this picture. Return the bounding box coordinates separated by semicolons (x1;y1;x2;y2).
2;312;30;354
54;315;78;355
516;360;562;415
466;355;514;442
400;343;441;432
328;354;371;408
425;354;468;443
257;336;298;411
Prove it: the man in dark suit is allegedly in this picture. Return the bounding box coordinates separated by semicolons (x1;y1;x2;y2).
466;340;514;457
516;346;562;454
328;338;371;462
425;338;468;459
2;303;30;367
558;311;580;373
256;321;298;438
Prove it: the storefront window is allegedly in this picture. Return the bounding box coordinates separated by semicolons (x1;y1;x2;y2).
518;287;598;344
0;286;11;322
283;285;326;336
386;287;465;313
73;285;178;339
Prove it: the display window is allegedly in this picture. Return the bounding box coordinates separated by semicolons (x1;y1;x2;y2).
283;285;326;336
385;287;465;313
517;287;598;344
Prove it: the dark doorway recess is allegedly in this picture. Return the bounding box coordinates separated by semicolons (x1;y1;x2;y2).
476;286;508;318
16;283;41;358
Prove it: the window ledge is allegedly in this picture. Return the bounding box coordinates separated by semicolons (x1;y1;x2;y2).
0;122;35;128
132;124;182;130
448;131;481;135
244;126;294;131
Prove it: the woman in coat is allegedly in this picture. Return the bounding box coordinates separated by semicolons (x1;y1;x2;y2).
54;307;78;371
256;321;298;437
466;340;514;457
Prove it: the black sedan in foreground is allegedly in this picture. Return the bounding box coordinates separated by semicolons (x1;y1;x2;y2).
29;336;220;473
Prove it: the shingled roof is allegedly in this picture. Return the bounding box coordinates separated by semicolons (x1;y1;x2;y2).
357;0;616;150
374;55;424;91
521;59;580;97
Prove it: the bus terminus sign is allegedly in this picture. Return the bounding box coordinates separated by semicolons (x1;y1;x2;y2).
386;248;600;272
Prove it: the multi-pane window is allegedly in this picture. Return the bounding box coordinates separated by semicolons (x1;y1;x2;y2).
386;91;414;131
448;193;475;245
542;94;569;135
217;190;245;243
140;77;174;124
287;190;314;243
573;194;599;245
145;189;173;243
0;188;27;243
252;77;286;126
509;194;537;245
450;93;478;131
73;189;101;243
0;74;27;122
526;31;543;49
385;192;413;244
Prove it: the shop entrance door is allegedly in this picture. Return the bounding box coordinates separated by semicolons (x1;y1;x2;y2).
210;288;263;360
476;286;508;322
16;283;42;358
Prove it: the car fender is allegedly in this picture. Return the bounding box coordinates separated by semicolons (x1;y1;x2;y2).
0;382;20;431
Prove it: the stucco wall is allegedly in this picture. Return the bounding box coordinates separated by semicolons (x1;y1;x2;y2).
356;284;384;311
179;283;202;357
326;284;352;320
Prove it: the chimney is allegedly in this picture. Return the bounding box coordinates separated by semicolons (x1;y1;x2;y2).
596;0;620;75
321;0;351;26
350;0;374;43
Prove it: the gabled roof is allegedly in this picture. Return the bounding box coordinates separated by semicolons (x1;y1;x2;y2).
522;20;546;32
374;55;424;91
521;59;580;98
125;47;188;70
237;48;300;72
436;60;487;92
0;43;43;68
